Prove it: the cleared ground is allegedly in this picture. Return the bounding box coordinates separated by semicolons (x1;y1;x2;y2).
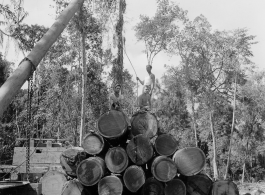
238;182;265;195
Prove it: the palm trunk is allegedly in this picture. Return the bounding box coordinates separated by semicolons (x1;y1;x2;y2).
224;74;237;179
210;111;218;180
79;8;87;145
0;0;85;118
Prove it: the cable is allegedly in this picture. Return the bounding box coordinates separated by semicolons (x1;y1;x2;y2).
124;47;139;100
123;48;137;77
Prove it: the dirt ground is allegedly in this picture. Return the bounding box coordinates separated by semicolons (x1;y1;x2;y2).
237;182;265;195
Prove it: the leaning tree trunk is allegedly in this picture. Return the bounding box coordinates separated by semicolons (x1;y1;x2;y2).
0;0;85;118
210;110;219;180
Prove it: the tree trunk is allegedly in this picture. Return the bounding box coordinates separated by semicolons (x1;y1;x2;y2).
210;111;219;180
191;95;198;147
116;0;124;86
241;161;245;184
224;74;237;179
79;8;87;145
0;0;85;118
241;141;249;184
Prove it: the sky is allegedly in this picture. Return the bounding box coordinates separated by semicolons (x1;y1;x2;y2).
2;0;265;86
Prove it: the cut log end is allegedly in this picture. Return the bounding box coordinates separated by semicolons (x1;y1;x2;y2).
123;165;145;193
131;112;158;138
155;134;178;156
186;174;213;195
211;180;239;195
61;180;93;195
105;147;128;173
77;157;105;186
97;110;127;139
98;175;123;195
173;147;206;176
126;134;153;165
151;156;177;182
82;132;104;155
41;170;67;195
141;177;164;195
60;147;88;177
164;179;186;195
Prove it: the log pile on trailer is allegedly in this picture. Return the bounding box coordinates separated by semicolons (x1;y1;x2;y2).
59;109;240;195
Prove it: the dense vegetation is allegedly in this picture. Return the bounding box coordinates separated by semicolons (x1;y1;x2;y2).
1;0;265;183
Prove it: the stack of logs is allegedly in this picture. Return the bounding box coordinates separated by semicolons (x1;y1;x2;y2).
59;110;239;195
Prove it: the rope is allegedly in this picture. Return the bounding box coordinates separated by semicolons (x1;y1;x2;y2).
108;11;139;101
123;46;139;100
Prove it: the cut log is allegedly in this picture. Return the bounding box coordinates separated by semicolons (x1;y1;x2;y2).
151;156;177;182
164;179;186;195
61;179;93;195
105;146;128;173
76;157;106;186
141;177;164;195
82;131;104;155
186;174;212;195
211;180;239;195
172;147;206;176
126;134;153;165
131;112;158;138
154;134;178;156
60;147;88;177
123;165;146;193
97;110;127;140
41;170;67;195
98;175;123;195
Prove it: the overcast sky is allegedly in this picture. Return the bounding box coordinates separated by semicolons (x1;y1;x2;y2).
2;0;265;85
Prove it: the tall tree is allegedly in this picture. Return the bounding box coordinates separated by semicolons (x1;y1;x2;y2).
113;0;126;87
135;0;187;65
168;15;256;179
0;0;28;54
153;66;192;146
